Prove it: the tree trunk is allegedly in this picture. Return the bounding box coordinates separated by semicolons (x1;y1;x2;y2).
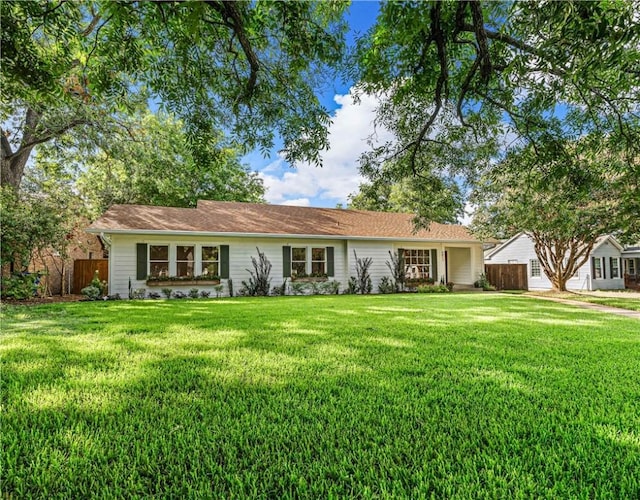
1;107;41;191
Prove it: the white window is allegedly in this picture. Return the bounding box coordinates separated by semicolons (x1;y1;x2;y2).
311;247;326;275
202;246;219;277
530;259;541;278
611;258;620;279
628;259;636;276
404;249;431;280
149;245;169;278
292;247;307;276
593;258;603;279
176;245;195;277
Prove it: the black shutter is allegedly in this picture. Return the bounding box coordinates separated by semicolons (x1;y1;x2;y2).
136;243;147;280
610;257;614;278
326;247;334;277
220;245;230;279
591;257;596;279
431;249;438;281
602;257;606;279
282;246;291;277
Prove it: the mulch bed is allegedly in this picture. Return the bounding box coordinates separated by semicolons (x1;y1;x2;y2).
2;294;85;306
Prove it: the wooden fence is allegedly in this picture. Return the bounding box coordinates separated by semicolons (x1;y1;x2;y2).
484;264;528;291
73;259;108;294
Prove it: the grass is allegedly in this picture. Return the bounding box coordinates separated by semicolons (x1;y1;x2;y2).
527;291;640;312
2;294;639;498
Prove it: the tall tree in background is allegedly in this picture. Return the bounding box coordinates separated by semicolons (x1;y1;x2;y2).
471;135;640;292
352;0;640;226
348;176;463;225
38;112;264;216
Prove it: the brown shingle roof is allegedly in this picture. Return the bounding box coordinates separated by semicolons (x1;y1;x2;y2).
87;200;480;241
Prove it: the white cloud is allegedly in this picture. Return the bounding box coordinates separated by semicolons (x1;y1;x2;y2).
281;198;311;207
258;88;392;207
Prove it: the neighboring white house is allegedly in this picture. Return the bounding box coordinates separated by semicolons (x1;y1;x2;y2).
484;233;625;291
86;200;486;298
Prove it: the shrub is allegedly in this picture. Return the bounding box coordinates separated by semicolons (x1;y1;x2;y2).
106;293;121;301
148;292;161;299
353;251;373;294
188;288;200;299
132;288;146;299
386;250;405;291
446;282;455;292
172;291;187;299
290;282;307;295
213;284;224;298
271;279;287;296
87;270;107;296
199;290;211;298
240;247;272;296
417;284;450;293
161;288;173;299
474;273;494;290
321;281;340;295
2;273;41;300
344;277;358;294
81;285;102;301
228;279;234;297
378;276;395;294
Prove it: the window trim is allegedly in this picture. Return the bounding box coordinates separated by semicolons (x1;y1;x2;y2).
201;245;220;277
175;245;196;278
593;257;603;279
290;246;330;276
530;259;541;278
403;248;432;280
149;244;170;278
610;257;620;279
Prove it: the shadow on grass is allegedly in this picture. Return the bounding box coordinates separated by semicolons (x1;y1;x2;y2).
2;295;640;497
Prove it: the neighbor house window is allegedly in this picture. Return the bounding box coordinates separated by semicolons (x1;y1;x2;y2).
593;258;603;279
149;245;169;278
628;260;636;276
176;245;195;277
202;246;219;276
530;259;541;278
292;247;307;276
404;249;431;280
311;248;326;275
611;258;620;279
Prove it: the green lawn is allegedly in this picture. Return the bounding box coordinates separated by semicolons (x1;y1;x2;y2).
2;294;639;498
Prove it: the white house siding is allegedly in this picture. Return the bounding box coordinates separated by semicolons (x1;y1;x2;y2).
347;240;396;291
485;234;624;291
106;233;484;297
107;234;346;297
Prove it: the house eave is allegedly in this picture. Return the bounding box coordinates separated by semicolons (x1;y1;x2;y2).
86;228;482;244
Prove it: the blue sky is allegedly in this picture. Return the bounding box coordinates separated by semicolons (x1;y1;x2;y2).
245;1;382;209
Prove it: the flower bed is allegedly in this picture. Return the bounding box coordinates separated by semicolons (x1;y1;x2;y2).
146;279;220;287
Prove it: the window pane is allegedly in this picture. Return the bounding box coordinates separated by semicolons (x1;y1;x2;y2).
312;248;325;261
177;245;194;261
292;248;306;261
150;245;168;260
150;262;169;278
292;262;306;275
177;261;195;277
202;263;219;276
311;262;325;275
202;246;219;261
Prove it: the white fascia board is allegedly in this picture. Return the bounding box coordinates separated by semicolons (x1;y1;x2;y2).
86;228;481;245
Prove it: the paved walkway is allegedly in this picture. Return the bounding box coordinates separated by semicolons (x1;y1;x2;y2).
531;295;640;320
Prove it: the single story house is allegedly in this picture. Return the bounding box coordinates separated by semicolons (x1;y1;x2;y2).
87;200;486;297
484;233;625;291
